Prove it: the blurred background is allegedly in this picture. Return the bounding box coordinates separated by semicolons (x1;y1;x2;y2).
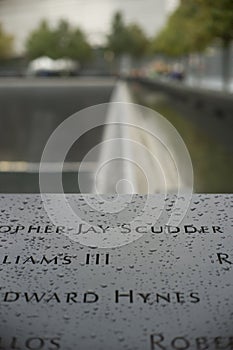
0;0;232;193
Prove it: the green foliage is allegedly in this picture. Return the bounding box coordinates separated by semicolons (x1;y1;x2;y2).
107;12;149;57
65;28;92;62
107;12;128;56
26;20;56;59
152;0;211;56
26;19;92;62
197;0;233;44
152;0;233;56
0;23;14;59
127;24;149;56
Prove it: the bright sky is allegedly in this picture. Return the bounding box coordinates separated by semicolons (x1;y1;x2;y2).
0;0;179;53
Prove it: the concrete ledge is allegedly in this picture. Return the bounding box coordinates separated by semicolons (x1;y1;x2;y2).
127;77;233;152
127;77;233;119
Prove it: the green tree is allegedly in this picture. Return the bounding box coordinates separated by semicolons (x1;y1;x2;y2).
65;28;92;63
152;0;233;90
107;12;130;57
26;20;57;59
0;23;14;59
52;19;70;58
198;0;233;43
26;19;92;63
127;24;149;57
197;0;233;90
152;0;211;56
107;12;148;58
